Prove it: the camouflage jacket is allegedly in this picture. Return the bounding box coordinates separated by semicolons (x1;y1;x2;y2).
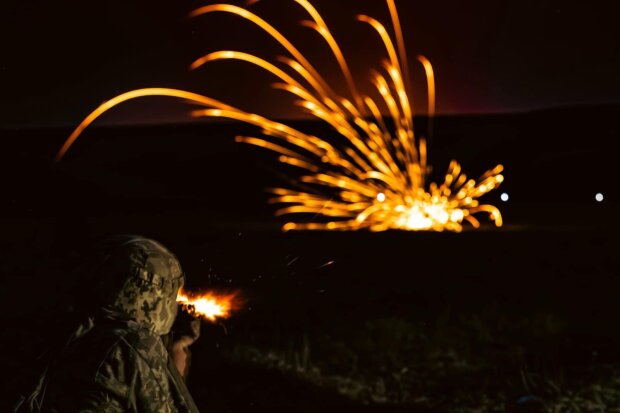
17;236;201;413
41;318;200;413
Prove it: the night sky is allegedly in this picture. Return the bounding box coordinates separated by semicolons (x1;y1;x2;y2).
2;0;619;128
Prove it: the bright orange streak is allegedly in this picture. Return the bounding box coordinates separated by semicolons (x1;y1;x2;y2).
417;55;436;118
191;108;324;156
189;4;334;99
191;51;333;114
177;289;240;322
55;88;236;162
386;0;411;98
57;0;505;233
238;0;363;109
357;15;413;126
220;0;362;107
300;19;363;108
296;3;363;109
191;51;302;90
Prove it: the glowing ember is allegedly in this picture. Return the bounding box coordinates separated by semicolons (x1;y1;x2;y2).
56;0;504;232
177;289;240;322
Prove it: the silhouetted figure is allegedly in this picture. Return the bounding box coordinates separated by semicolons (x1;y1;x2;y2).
13;235;200;412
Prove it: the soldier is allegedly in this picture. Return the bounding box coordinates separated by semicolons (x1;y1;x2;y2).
14;235;201;412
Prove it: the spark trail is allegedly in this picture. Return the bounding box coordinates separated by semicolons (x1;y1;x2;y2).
56;0;504;232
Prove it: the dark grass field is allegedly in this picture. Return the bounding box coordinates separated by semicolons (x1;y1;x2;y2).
1;106;618;411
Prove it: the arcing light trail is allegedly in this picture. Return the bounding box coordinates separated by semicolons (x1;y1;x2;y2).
56;0;504;232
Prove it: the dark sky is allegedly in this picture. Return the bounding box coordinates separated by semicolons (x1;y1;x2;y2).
2;0;619;127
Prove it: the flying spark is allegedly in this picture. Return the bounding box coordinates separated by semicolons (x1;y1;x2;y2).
177;289;241;322
56;0;504;232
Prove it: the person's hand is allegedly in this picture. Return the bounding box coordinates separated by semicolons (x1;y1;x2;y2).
171;318;200;378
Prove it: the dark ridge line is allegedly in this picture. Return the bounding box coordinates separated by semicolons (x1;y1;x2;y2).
2;102;619;133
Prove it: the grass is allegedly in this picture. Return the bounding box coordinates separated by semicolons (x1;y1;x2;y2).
219;313;620;412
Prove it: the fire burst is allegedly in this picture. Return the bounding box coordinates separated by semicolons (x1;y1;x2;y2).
177;289;240;322
56;0;504;232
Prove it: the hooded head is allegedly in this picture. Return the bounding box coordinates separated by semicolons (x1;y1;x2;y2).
90;235;184;335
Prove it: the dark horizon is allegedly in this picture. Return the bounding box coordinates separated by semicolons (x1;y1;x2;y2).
2;104;617;226
3;100;619;131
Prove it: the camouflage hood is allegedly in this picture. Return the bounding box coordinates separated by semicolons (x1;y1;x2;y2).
91;235;184;335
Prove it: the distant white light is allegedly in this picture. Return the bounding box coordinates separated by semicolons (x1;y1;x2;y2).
595;193;604;202
500;193;509;202
377;192;386;202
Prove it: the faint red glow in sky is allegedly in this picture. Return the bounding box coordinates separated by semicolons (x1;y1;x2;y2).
2;0;619;127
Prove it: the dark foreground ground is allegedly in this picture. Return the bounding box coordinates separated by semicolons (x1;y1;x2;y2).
0;106;618;411
2;222;618;412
